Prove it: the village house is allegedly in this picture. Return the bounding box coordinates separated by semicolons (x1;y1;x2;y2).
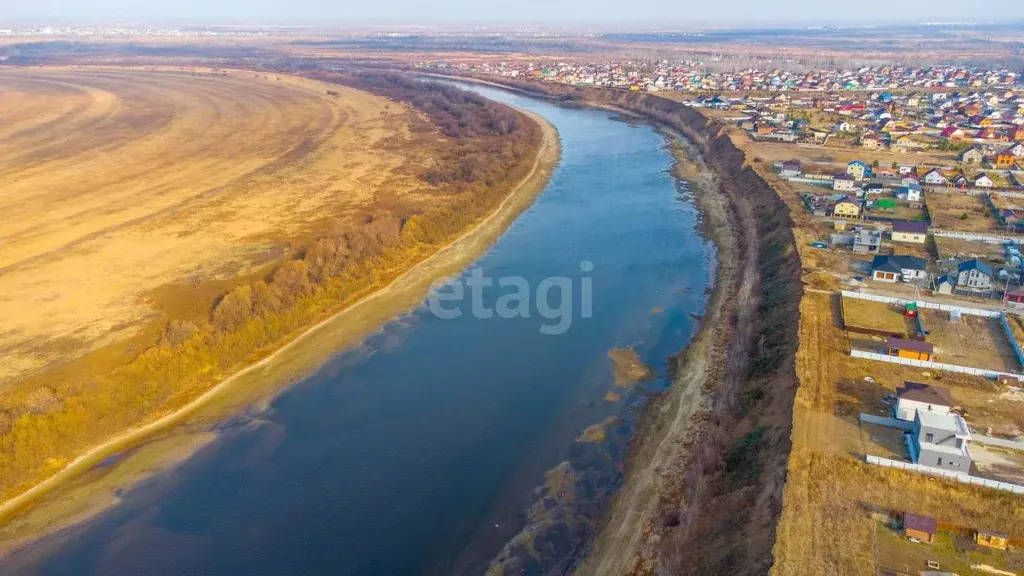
833;174;858;192
832;195;861;218
886;337;934;361
847;160;869;181
959;146;985;165
941;126;966;140
956;259;994;293
894;382;953;422
852;227;882;254
779;160;802;178
974;174;994;188
910;410;972;471
871;254;927;283
923;168;947;185
895;185;922;203
903;513;937;543
860;133;883;149
891;220;928;243
993;151;1017;169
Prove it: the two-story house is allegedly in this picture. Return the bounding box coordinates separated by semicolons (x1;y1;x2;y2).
956;259;994;294
911;410;972;471
894;382;953;422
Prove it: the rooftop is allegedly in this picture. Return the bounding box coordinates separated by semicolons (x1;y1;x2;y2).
896;382;953;407
885;337;934;354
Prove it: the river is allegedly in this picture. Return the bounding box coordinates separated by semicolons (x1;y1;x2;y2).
0;84;713;575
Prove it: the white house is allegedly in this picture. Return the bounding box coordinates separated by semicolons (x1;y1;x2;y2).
870;255;927;283
974;174;994;188
895;382;954;422
833;173;857;191
923;169;947;185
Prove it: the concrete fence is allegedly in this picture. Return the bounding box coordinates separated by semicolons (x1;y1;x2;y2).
972;434;1024;451
865;455;1024;495
859;413;914;430
931;229;1020;243
840;290;1002;318
849;350;1024;382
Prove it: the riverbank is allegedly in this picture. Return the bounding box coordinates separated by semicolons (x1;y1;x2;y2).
445;75;803;575
0;105;560;554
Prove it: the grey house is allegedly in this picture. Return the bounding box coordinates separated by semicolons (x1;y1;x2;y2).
910;410;972;471
956;259;994;294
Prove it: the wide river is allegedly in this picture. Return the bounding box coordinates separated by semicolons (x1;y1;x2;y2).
2;84;713;575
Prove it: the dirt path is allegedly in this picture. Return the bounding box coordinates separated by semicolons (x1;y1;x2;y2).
0;108;560;530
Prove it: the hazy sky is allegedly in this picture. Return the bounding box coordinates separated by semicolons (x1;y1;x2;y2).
4;0;1024;25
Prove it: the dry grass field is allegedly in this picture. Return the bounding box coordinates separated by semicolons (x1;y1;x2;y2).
926;191;1002;233
0;67;433;386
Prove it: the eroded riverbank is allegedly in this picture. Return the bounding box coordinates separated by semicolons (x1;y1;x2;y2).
453;76;803;576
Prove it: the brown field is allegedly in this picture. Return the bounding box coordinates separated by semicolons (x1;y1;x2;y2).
926;191;1002;232
0;67;432;387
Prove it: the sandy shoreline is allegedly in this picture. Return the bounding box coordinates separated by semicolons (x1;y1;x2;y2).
0;102;560;546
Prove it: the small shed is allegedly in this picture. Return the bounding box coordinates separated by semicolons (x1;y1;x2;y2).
903;513;937;543
975;530;1010;550
885;337;934;361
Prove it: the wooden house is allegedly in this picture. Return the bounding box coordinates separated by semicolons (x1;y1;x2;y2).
903;513;937;543
885;337;934;361
975;530;1010;550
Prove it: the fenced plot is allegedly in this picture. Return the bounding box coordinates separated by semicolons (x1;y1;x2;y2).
841;296;915;338
919;309;1021;373
926;193;1003;233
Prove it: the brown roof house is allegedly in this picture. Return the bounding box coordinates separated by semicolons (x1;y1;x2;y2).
895;382;954;421
903;513;938;543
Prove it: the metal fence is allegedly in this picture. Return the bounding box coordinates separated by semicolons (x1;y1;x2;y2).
849;350;1024;382
865;455;1024;495
999;314;1024;370
840;290;1002;318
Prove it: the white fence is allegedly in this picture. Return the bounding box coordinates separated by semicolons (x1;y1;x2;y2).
850;350;1024;381
866;455;1024;495
931;229;1019;244
841;290;1002;318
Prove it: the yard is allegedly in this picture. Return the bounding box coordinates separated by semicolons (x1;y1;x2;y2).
841;296;916;337
927;191;1003;233
865;201;928;223
919;309;1022;373
935;235;1007;263
876;522;1024;576
972;444;1024;485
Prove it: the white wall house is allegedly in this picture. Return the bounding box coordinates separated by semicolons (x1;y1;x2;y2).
894;382;954;422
